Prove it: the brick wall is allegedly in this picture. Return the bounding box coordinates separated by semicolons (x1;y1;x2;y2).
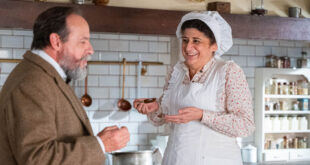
0;28;309;150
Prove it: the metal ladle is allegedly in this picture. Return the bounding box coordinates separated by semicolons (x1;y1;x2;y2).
118;58;132;111
81;74;92;107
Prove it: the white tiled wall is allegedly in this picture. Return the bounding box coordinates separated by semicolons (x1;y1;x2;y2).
0;28;310;150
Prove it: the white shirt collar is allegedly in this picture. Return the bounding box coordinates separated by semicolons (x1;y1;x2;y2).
31;50;67;80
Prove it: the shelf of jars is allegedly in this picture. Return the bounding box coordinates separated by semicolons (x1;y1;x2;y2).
255;68;310;162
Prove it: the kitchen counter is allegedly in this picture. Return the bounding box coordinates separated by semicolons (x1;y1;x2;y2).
244;161;310;165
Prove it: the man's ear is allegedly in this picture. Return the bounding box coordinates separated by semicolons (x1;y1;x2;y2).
49;33;62;51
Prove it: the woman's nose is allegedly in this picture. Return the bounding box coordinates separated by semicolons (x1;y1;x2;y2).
185;42;194;52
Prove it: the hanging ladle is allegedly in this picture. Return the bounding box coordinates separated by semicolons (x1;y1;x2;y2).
81;73;92;107
118;58;132;111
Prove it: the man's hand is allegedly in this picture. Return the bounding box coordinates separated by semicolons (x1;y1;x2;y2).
97;125;130;152
164;107;203;124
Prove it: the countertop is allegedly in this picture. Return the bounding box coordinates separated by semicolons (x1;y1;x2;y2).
244;161;310;165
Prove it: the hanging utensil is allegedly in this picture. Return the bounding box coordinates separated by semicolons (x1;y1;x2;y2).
81;73;92;107
118;58;132;111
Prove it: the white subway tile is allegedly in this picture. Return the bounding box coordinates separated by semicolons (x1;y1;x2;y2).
141;76;158;87
99;122;120;130
119;122;139;133
138;122;157;133
139;88;149;98
247;40;263;46
1;63;17;73
243;67;255;78
90;33;100;39
158;76;165;87
120;145;139;152
233;38;247;45
139;35;158;41
130;41;148;52
158;53;170;64
99;51;119;61
287;47;303;57
13;49;27;59
0;74;9;85
149;42;168;53
141;53;158;62
89;122;100;135
239;45;255;56
88;87;109;99
109;40;129;51
0;48;12;58
128;64;137;76
23;36;33;49
99;100;116;111
120;34;139;40
110;88;121;99
247;57;264;67
246;77;255;89
0;36;23;48
147;65;167;76
91;39;109;51
13;30;33;36
130;134;148;145
158;36;170;42
89;51;100;61
129;87;137;99
109;111;129;122
88;64;109;75
272;47;287;56
83;75;99;87
121;52;138;61
149;88;163;98
109;64;121;75
226;45;239;55
263;40;279;46
230;56;247;67
255;46;272;56
279;40;295;47
0;29;12;35
295;41;309;48
129;110;148;122
221;55;231;60
99;76;120;87
88;110;110;122
99;33;119;40
125;76;137;87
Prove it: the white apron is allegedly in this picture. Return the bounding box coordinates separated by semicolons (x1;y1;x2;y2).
161;57;242;165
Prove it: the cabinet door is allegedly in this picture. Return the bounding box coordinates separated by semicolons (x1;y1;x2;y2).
290;149;310;160
264;150;289;161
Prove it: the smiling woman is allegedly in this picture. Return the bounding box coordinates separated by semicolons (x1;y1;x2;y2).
133;11;255;165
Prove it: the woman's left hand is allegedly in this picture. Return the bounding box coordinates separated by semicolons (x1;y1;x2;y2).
164;107;203;124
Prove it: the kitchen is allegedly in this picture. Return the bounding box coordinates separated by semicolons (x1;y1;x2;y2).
0;0;310;165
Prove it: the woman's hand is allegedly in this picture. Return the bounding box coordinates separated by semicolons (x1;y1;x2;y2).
164;107;203;124
133;98;159;114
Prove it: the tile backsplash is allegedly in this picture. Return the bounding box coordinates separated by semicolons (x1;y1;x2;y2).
0;28;310;151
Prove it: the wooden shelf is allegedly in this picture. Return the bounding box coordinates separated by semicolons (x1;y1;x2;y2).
1;1;310;40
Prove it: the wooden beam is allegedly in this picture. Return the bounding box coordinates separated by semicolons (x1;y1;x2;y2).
1;1;310;41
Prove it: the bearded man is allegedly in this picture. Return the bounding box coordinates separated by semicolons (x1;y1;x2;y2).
0;6;129;165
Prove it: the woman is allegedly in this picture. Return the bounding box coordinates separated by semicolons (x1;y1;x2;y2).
134;11;255;165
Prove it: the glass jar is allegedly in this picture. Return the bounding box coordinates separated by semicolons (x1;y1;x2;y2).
298;98;308;111
292;101;299;111
289;82;297;95
265;79;272;94
265;116;272;131
297;51;308;68
271;78;278;94
277;82;282;95
298;116;308;130
282;82;289;95
280;115;289;130
281;56;290;68
265;55;277;67
289;115;298;130
272;115;280;130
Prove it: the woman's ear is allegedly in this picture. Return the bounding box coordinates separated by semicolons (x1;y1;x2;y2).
211;43;218;53
49;33;62;51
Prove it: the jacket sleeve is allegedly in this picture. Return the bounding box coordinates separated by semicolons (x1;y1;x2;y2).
5;75;105;165
201;62;255;137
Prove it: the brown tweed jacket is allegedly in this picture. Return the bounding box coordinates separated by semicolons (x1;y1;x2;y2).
0;51;105;165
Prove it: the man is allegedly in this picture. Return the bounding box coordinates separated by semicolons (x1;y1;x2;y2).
0;6;130;165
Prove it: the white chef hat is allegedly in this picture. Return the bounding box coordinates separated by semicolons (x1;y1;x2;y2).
176;11;233;56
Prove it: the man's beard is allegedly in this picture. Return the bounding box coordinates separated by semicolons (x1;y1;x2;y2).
59;54;90;81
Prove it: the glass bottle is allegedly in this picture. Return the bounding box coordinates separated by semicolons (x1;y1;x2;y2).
277;82;282;95
297;51;308;68
265;79;271;94
271;78;277;94
282;82;289;95
302;80;308;95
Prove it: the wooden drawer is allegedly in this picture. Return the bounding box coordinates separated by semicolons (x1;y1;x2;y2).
290;149;310;160
264;150;289;161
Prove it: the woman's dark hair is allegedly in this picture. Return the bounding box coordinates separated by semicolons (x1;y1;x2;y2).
31;6;82;50
181;19;216;45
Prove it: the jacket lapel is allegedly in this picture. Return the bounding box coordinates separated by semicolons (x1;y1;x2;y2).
23;51;94;135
